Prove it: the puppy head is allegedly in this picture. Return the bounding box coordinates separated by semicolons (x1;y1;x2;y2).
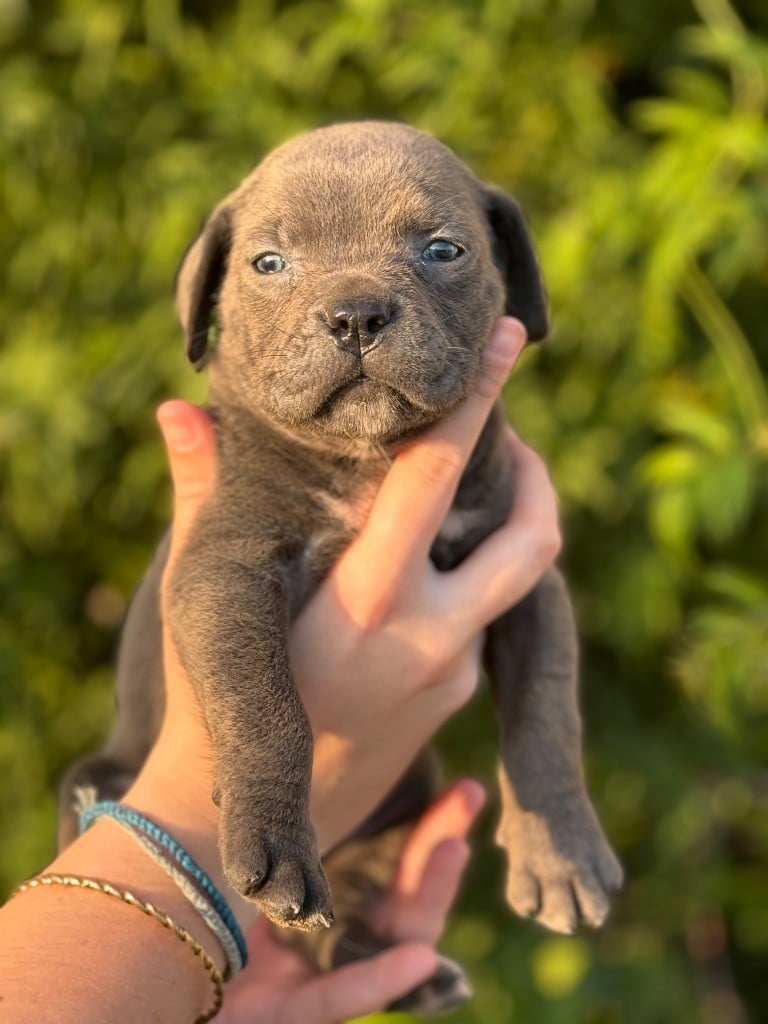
177;122;547;443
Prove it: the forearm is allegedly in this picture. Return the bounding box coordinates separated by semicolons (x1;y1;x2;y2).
2;736;250;1024
0;739;381;1024
1;820;218;1024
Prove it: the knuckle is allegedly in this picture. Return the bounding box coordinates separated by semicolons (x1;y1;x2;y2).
314;989;335;1024
415;643;478;708
334;560;402;633
413;444;465;488
350;591;398;634
445;671;478;712
474;362;506;401
523;514;562;569
412;643;453;692
540;524;563;564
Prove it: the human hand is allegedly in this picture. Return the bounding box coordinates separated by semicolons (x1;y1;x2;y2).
219;779;485;1024
134;315;560;918
293;317;561;843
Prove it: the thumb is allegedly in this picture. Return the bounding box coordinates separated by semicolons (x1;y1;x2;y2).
156;400;217;561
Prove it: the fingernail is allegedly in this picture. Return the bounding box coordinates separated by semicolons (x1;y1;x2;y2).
460;778;488;815
157;405;196;452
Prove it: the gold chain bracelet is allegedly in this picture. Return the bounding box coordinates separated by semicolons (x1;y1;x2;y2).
12;873;224;1023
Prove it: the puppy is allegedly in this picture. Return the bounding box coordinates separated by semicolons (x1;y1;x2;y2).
60;122;622;1014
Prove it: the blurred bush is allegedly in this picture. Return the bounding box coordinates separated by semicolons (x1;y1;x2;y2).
1;0;767;1021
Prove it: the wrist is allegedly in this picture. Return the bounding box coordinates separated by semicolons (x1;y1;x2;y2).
50;817;232;979
50;746;258;986
123;748;261;935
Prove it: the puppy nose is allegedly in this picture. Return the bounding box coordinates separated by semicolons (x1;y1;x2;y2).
326;299;392;354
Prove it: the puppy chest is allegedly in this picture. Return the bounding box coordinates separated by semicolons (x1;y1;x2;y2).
284;479;382;616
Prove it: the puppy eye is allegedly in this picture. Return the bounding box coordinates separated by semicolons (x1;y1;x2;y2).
253;252;288;274
422;239;464;262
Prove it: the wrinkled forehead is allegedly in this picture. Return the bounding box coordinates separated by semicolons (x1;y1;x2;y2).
234;130;483;248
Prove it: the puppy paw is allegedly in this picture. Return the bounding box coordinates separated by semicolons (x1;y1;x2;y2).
388;955;472;1017
221;807;333;931
498;795;623;935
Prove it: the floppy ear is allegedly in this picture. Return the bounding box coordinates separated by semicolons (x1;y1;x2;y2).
175;204;232;368
484;186;549;341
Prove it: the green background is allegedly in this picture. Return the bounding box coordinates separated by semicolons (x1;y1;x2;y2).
2;0;767;1021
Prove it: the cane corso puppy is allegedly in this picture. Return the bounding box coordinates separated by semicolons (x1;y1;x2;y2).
60;122;622;1014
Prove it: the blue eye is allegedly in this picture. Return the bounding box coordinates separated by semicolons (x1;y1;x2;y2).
423;239;464;262
253;253;288;274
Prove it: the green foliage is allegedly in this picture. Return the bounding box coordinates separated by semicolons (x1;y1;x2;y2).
2;0;767;1020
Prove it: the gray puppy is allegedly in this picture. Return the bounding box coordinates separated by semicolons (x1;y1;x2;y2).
60;122;622;1013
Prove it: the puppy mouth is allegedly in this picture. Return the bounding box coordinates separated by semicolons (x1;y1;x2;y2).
335;372;372;394
316;372;378;411
309;369;430;438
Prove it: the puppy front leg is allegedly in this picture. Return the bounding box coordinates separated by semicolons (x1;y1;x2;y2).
167;549;333;931
485;566;623;934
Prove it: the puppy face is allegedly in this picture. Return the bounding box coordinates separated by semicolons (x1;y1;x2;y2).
177;122;547;443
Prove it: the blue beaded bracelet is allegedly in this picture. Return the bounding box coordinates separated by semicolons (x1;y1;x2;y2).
78;796;248;978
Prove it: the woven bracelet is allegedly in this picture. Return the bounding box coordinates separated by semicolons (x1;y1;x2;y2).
77;797;247;978
12;873;224;1024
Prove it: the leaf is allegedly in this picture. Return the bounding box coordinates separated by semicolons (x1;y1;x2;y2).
694;451;755;543
640;445;706;486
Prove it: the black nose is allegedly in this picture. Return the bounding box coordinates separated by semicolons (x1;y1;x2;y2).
325;299;392;354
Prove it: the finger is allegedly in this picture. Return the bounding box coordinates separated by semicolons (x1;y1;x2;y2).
156;400;217;560
283;943;437;1024
225;917;315;1001
245;916;316;985
395;779;486;896
379;837;470;946
345;318;526;589
445;428;561;629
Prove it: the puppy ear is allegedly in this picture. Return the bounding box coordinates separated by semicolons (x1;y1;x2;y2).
175;204;232;368
484;187;549;341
